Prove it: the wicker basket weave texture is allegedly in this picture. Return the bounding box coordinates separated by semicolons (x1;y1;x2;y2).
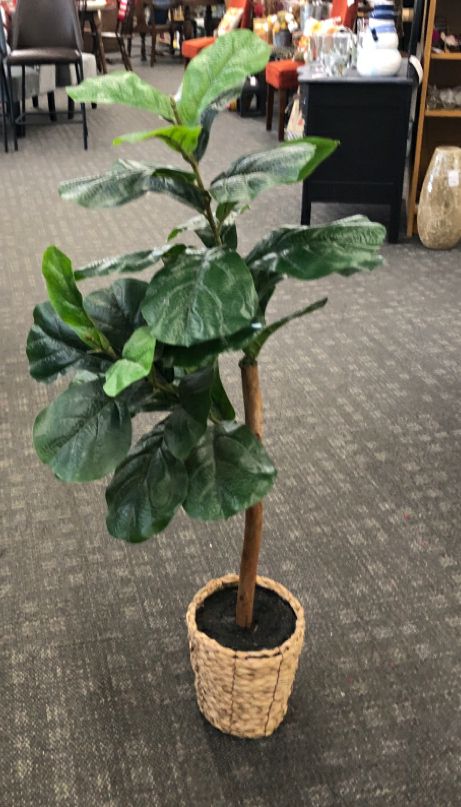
186;574;305;739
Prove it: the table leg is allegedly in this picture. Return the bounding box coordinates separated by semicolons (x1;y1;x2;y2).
204;5;213;36
388;192;402;243
301;181;312;226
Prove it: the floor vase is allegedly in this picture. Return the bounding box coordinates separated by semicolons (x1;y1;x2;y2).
417;146;461;249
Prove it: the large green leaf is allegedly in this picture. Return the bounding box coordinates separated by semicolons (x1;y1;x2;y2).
83;278;148;354
210;364;235;422
210;138;338;204
105;422;188;542
246;216;386;280
33;380;132;482
42;246;111;352
67;71;174;120
114;125;202;157
104;326;156;397
178;30;271;126
160;320;264;369
244;298;328;361
26;302;110;383
59;160;207;213
142;247;258;347
164;366;213;459
74;246;185;281
184;422;276;520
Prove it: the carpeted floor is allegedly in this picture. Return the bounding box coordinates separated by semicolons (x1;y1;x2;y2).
1;59;460;807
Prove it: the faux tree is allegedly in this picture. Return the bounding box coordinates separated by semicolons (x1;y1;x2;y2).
27;31;385;632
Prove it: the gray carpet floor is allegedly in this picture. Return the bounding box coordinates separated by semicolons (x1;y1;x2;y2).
1;58;460;807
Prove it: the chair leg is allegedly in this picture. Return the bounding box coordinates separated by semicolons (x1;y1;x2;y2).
68;96;75;120
140;32;147;62
47;92;57;122
32;95;39;108
266;84;274;132
1;76;8;153
278;88;287;142
75;61;88;151
21;65;26;137
151;28;157;67
6;65;18;151
117;34;132;71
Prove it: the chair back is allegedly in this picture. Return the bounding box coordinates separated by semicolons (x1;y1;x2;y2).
13;0;83;51
0;6;8;57
331;0;358;30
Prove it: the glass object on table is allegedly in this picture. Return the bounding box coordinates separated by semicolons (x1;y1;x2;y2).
320;28;354;76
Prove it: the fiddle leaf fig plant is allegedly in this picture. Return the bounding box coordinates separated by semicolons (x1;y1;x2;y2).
27;30;386;629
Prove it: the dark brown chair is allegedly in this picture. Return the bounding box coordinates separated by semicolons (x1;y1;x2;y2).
6;0;88;149
101;0;135;71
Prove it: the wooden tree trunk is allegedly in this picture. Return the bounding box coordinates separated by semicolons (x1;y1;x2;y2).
236;361;264;629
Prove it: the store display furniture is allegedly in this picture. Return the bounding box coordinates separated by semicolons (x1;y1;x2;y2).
406;0;461;237
265;0;359;142
6;0;88;149
181;0;250;64
298;61;414;242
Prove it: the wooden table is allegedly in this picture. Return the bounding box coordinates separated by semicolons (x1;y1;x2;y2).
298;62;415;243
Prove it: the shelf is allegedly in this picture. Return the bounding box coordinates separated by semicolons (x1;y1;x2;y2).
425;108;461;117
431;52;461;61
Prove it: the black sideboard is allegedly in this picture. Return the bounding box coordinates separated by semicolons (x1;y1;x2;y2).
298;63;414;242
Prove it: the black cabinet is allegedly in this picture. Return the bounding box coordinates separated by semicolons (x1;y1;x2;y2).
298;64;414;242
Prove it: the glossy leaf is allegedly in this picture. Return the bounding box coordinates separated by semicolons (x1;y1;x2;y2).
210;138;338;204
42;246;111;352
59;160;207;213
184;422;276;520
246;216;386;280
178;30;270;126
74;246;185;281
103;326;156;397
244;298;328;360
67;71;174;120
168;214;236;249
33;380;132;482
194;87;244;162
105;422;188;542
160;320;264;369
83;279;148;354
26;301;110;383
210;364;235;422
142;247;258;346
164;366;214;459
114;125;202;157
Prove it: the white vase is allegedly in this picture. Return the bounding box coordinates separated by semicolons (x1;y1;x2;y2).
417;146;461;250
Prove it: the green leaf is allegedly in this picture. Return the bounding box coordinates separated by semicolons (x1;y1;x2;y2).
246;216;386;280
67;71;174;120
210;364;235;422
42;246;111;352
114;125;202;157
193;87;244;161
164;365;214;459
105;422;188;542
74;246;185;281
103;326;156;397
184;422;276;520
178;30;271;126
26;301;110;383
59;160;207;213
160;320;264;369
210;138;338;204
83;278;148;354
33;380;132;482
168;214;237;250
244;298;328;361
142;247;258;347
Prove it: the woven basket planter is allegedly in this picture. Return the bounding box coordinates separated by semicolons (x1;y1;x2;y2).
186;574;305;739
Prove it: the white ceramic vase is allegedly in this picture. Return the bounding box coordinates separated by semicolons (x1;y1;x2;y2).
417;146;461;250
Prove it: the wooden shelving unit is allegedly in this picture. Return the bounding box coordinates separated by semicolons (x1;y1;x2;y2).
406;0;461;236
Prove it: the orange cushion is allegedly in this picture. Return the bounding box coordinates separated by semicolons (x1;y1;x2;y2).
265;59;299;90
182;37;214;59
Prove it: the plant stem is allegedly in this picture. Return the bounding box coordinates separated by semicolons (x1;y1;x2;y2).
236;359;264;629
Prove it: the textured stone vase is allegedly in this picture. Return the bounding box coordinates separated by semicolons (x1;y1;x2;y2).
417;146;461;250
